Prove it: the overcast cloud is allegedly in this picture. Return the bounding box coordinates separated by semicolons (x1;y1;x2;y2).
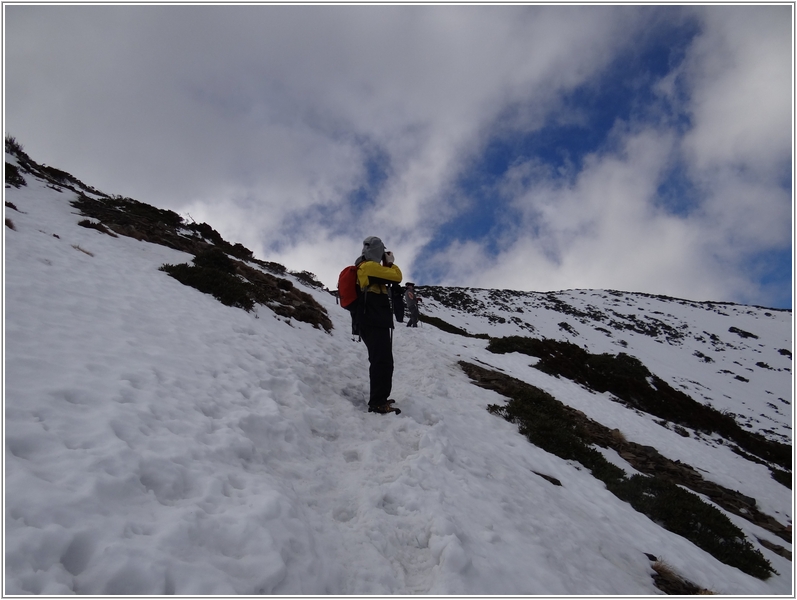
4;4;792;308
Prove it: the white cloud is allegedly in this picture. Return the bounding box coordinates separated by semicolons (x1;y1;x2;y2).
680;6;792;177
5;5;627;221
434;126;720;296
423;6;792;306
4;5;791;305
434;101;789;305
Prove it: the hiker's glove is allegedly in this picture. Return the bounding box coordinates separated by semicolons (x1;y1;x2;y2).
383;251;394;266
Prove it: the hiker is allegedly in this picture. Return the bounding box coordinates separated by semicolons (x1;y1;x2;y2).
355;236;403;414
404;282;421;328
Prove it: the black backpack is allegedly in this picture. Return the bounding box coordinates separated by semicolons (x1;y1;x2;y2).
391;284;405;323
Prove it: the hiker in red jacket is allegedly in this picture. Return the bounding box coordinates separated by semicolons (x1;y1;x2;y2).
355;236;402;414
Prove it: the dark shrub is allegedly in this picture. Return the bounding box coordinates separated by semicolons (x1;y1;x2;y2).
160;263;254;311
78;219;118;237
229;242;254;261
419;314;489;339
468;361;775;580
39;165;75;184
488;336;791;472
5;162;26;188
609;475;773;579
67;177;332;329
292;270;324;289
160;254;333;332
5;135;24;155
771;468;792;489
192;247;237;274
729;326;758;340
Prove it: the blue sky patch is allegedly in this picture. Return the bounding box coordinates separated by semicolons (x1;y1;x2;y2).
412;13;705;283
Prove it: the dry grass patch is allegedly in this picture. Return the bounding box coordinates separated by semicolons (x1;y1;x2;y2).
78;219;118;237
610;428;626;443
651;560;715;595
72;244;94;257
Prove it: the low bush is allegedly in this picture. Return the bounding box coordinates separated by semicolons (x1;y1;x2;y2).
160;262;255;311
191;246;237;274
5;134;24;155
418;314;489;339
729;326;758;340
609;475;772;579
771;468;791;489
67;188;332;330
160;248;333;331
464;361;775;580
487;336;791;473
5;162;26;188
78;219;118;237
291;270;324;289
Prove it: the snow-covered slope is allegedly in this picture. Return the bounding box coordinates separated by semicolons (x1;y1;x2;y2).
417;286;792;444
4;147;793;595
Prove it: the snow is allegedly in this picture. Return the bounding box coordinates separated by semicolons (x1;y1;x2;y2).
4;156;793;595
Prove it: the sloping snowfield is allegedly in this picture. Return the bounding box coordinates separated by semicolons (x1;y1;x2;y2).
4;155;792;595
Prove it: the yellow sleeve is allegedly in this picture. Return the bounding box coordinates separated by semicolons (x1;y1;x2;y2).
357;261;402;291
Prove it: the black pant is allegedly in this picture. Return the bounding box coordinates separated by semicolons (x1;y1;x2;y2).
360;325;393;407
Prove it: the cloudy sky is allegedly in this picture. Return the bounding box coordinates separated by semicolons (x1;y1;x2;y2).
4;4;793;308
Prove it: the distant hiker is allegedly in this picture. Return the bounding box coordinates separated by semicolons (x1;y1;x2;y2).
404;282;421;328
355;236;403;415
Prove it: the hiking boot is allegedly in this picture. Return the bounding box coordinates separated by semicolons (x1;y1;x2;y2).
368;402;400;415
